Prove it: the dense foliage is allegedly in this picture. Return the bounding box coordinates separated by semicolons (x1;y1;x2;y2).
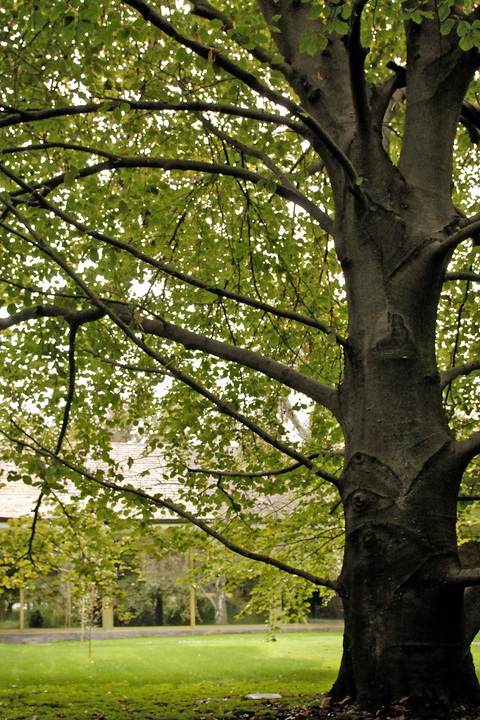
0;0;352;604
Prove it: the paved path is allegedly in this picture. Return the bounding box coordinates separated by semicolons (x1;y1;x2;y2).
0;622;344;644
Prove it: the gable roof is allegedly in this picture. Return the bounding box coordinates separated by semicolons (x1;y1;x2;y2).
0;442;200;524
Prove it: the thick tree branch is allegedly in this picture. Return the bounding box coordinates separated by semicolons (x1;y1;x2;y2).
347;0;370;133
399;9;478;203
120;0;299;113
464;585;480;642
444;271;480;282
436;214;480;253
0;304;67;329
0;304;104;330
140;313;339;413
0;100;310;138
460;100;480;144
0;162;346;344
440;360;480;389
371;63;406;135
188;0;294;81
4;432;338;590
455;433;480;465
447;567;480;587
374;63;480;152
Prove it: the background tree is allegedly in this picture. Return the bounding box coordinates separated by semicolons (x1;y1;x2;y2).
1;0;480;710
0;504;144;631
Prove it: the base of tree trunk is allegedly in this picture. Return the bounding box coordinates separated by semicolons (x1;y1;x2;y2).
317;697;480;720
329;641;480;710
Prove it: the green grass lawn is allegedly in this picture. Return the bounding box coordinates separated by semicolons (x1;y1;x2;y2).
1;633;480;720
0;631;343;719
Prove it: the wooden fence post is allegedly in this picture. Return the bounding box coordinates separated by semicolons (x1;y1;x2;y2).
189;552;196;629
19;586;25;631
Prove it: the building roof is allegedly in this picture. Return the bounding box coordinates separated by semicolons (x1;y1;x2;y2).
0;442;201;524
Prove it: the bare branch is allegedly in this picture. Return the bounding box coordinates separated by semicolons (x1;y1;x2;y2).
54;307;107;454
0;272;83;301
187;450;342;479
0;302;105;459
54;325;77;455
78;345;171;376
0;162;346;344
444;272;480;283
4;431;339;590
27;491;44;561
194;114;298;191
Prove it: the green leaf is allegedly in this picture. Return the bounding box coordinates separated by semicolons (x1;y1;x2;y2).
264;177;278;193
299;30;327;55
459;34;475;51
440;18;456;35
457;20;471;37
437;0;452;22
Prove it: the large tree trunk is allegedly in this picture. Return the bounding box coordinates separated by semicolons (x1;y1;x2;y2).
329;198;480;707
254;5;480;707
